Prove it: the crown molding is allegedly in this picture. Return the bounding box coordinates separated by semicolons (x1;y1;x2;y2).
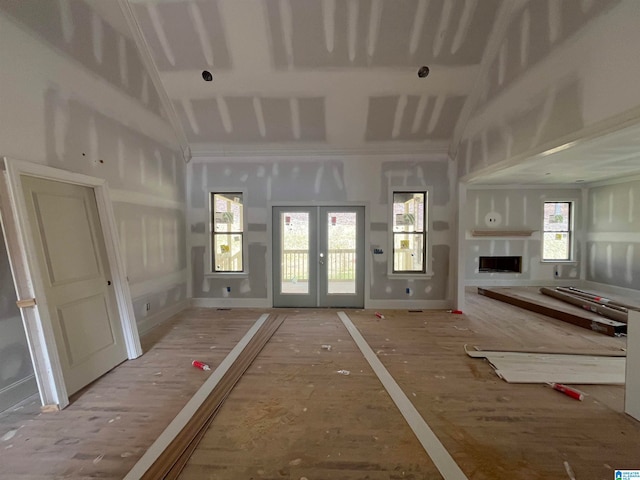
118;0;191;162
189;142;450;159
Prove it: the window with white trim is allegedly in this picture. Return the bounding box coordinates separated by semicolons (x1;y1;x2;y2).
211;192;244;272
542;201;572;261
392;191;427;273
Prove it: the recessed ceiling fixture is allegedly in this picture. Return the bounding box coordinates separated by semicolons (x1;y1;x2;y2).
417;66;430;78
202;70;213;82
575;179;585;183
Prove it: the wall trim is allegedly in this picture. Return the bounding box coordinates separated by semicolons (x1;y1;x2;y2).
117;0;191;162
582;280;640;300
191;297;271;309
365;299;451;310
129;270;187;299
110;189;185;210
466;279;579;288
189;145;449;160
587;174;640;189
137;299;189;336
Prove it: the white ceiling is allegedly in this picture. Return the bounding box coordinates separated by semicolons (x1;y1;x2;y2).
127;0;502;154
122;0;640;185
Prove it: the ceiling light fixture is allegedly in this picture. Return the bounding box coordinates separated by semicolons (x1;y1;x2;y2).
202;70;213;82
417;66;430;78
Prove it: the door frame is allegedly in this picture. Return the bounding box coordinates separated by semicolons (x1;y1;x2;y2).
0;157;142;409
268;201;369;308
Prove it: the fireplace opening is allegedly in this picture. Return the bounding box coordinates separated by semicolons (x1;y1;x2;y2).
479;256;522;273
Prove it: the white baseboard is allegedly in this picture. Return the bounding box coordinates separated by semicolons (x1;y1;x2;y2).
191;297;271;309
365;299;451;310
137;299;189;335
466;279;579;288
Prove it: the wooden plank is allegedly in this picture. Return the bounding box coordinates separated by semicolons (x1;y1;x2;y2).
477;287;626;336
338;311;468;480
469;345;626;357
465;346;626;384
161;314;286;480
124;313;275;479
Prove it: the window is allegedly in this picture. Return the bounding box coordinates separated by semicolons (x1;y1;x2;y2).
542;201;572;261
392;191;427;273
211;192;244;272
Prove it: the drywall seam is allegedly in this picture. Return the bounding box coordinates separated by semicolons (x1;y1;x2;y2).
117;0;190;161
110;189;184;210
337;311;468;480
123;313;270;480
129;269;187;298
190;297;271;309
451;0;520;158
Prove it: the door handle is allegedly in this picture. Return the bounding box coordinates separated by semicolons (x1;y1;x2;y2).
319;252;324;265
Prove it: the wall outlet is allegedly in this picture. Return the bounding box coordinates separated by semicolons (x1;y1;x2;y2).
145;302;151;311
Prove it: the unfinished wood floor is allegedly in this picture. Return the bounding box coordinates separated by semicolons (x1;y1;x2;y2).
0;291;637;479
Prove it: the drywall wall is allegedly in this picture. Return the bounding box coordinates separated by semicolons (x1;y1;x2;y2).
586;179;640;293
464;188;583;286
0;226;37;412
188;154;455;308
0;3;187;334
457;0;640;179
626;309;640;421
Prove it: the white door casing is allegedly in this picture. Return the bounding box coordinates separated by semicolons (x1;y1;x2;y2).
0;157;141;409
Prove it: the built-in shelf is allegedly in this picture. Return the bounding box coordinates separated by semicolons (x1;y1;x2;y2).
471;229;535;237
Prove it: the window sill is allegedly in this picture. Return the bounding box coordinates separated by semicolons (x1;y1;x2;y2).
540;260;577;264
205;272;249;278
388;271;435;280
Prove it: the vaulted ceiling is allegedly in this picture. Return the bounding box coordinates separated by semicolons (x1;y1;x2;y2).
127;0;502;156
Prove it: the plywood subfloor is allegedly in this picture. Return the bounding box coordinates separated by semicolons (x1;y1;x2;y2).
179;310;439;479
0;291;638;479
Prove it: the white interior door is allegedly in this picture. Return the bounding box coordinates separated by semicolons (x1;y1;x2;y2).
21;176;127;395
273;206;364;308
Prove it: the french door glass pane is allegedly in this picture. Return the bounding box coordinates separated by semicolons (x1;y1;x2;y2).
327;212;356;294
280;212;309;294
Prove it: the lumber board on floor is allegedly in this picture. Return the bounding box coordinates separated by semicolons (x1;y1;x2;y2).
133;314;287;480
477;287;627;336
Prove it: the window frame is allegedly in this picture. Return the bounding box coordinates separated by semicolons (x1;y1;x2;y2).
207;190;248;276
388;188;433;277
541;200;574;262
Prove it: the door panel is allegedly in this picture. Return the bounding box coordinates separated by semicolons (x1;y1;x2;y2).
273;208;317;307
21;176;127;395
273;206;364;308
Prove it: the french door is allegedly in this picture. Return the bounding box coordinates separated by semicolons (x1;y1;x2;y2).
273;206;364;308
